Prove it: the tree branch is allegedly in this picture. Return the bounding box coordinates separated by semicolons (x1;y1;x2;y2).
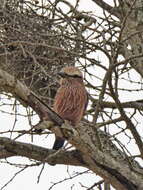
91;99;143;111
0;137;86;166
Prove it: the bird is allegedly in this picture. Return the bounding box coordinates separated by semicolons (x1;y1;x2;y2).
52;66;88;150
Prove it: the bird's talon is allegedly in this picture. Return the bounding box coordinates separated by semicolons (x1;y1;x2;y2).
61;121;78;137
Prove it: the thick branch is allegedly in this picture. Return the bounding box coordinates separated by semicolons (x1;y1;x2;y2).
1;121;143;190
0;137;86;166
92;99;143;111
37;120;143;190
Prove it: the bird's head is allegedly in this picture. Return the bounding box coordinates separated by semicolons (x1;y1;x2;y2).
58;66;83;79
58;66;83;85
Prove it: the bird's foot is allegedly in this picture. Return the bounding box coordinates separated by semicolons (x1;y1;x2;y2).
61;120;78;137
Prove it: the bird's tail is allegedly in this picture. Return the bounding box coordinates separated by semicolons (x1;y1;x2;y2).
52;136;65;150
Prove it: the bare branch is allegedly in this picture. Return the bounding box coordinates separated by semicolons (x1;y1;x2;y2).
0;137;86;166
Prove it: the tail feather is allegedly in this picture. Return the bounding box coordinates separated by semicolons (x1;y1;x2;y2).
53;137;65;150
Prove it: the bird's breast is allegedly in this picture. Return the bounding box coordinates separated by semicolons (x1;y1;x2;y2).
53;84;87;126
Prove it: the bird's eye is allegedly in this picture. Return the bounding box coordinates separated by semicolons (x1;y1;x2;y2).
71;74;82;78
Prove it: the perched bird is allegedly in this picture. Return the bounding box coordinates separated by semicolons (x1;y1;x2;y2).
52;66;88;150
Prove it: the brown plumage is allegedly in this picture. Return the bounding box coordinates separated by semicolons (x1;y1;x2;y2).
53;66;88;150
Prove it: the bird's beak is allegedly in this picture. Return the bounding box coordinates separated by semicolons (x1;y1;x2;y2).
58;72;67;78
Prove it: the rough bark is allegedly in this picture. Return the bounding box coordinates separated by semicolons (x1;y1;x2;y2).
0;137;85;166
